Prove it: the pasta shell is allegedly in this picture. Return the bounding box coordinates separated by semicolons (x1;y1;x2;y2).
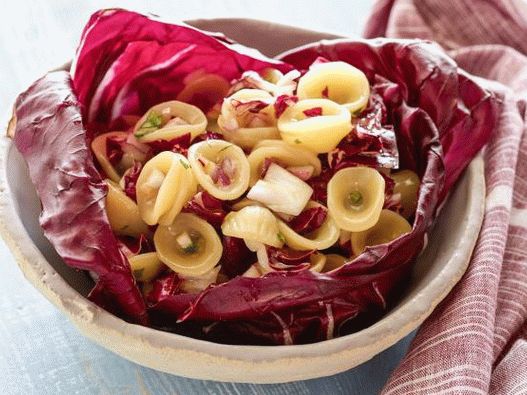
221;205;284;248
309;253;327;273
105;180;149;237
391;170;420;219
321;254;347;273
134;100;207;142
297;61;370;114
129;252;163;282
187;140;250;200
92;131;149;182
179;266;221;294
136;152;197;226
218;89;280;149
277;201;340;250
351;209;412;255
248;140;321;185
327;167;385;232
154;213;222;277
277;98;351;153
176;72;230;117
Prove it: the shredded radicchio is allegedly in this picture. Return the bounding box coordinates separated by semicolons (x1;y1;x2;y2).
303;107;323;117
287;206;327;235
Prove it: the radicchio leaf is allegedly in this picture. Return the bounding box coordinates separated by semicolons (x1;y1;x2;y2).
12;71;147;325
183;191;228;228
287;206;327;235
122;161;142;201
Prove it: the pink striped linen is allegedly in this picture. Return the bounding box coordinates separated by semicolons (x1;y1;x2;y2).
363;1;527;394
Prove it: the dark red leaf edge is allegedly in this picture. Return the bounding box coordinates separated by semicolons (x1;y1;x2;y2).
13;71;148;325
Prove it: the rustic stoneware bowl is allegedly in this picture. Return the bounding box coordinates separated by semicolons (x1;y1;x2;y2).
0;19;485;384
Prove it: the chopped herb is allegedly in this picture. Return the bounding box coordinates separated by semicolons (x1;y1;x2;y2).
179;159;190;169
219;144;233;153
182;243;198;254
294;138;302;144
348;191;363;206
134;110;163;137
277;232;286;244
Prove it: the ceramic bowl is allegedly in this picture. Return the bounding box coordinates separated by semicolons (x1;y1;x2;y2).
0;19;485;384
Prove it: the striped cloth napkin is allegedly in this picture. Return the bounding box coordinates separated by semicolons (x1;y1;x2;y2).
363;1;527;394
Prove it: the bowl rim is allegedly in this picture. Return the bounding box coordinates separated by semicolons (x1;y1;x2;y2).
0;126;485;382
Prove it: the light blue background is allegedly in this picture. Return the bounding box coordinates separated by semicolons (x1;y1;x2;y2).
0;1;415;394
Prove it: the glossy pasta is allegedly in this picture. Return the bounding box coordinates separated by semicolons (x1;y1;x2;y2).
297;61;370;114
277;98;352;153
277;201;340;250
247;140;321;186
217;89;280;149
187;140;250;200
136;152;197;226
134;100;207;142
327;167;386;232
154;213;223;276
105;180;149;237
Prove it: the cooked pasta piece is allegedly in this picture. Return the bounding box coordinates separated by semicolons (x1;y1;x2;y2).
179;266;221;294
105;179;149;237
309;252;327;272
351;209;412;255
277;201;340;250
277;98;351;153
248;140;321;185
136;152;197;226
91;131;150;182
217;89;280;149
187;140;250;200
230;198;264;211
327;167;385;232
129;252;164;282
134;100;207;142
321;254;347;273
154;213;222;276
297;61;370;114
221;205;284;248
391;170;420;218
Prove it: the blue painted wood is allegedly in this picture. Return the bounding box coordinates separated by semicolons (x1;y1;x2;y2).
0;1;417;393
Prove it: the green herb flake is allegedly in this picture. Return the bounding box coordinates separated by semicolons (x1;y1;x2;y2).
134;111;163;137
179;159;190;169
294;139;302;144
182;243;198;254
277;232;286;244
348;190;363;206
219;144;233;153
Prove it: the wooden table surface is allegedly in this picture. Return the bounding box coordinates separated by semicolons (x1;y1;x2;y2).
0;1;415;394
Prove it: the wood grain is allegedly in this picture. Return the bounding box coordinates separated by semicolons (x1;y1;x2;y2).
0;1;415;394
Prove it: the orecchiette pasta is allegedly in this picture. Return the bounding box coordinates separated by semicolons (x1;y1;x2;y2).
297;61;370;114
128;252;164;282
321;254;347;273
136;152;197;226
327;167;385;232
105;180;149;237
187;140;250;200
351;209;412;256
277;201;340;251
134;100;207;142
391;170;420;218
247;139;321;186
217;89;280;149
309;253;327;273
179;266;221;294
221;205;285;248
154;213;222;277
91;131;150;182
277;98;352;153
